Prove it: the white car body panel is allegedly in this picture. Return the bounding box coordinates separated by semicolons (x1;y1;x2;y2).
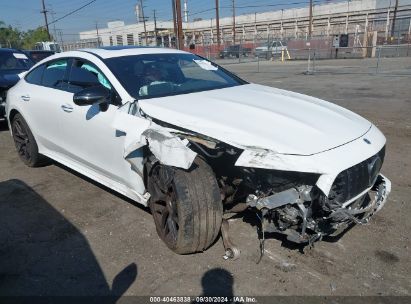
138;83;371;156
5;47;389;206
6;50;150;204
7;82;149;204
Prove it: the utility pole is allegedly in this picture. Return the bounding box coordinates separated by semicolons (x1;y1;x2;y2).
58;30;64;50
172;0;178;47
232;0;236;44
153;10;158;46
215;0;220;48
175;0;184;49
41;0;51;40
309;0;313;38
139;0;148;45
95;21;101;47
183;0;188;23
49;7;58;42
391;0;399;38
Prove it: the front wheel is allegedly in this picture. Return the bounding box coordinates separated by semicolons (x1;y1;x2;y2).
148;158;223;254
11;113;48;167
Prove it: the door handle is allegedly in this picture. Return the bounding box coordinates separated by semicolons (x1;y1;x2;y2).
21;95;30;102
61;104;74;113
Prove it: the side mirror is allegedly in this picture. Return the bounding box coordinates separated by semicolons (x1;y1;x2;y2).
73;85;110;108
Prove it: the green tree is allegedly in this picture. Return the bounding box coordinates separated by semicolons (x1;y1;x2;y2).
0;21;52;49
22;27;52;49
0;21;22;48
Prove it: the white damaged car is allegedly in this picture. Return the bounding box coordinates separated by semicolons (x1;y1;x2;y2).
6;46;391;256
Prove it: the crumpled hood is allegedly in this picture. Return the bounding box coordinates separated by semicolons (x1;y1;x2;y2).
139;83;371;156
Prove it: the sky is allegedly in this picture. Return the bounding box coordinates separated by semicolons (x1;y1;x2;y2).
0;0;335;42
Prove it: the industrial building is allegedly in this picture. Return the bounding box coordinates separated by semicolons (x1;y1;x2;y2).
71;0;411;51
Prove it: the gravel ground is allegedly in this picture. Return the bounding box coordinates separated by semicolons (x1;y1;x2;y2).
0;57;410;298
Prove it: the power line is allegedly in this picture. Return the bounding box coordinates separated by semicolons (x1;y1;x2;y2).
47;0;97;26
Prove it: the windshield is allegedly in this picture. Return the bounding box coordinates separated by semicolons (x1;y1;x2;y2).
105;53;245;99
0;51;33;71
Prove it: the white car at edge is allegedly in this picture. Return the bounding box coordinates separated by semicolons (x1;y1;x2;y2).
6;46;391;256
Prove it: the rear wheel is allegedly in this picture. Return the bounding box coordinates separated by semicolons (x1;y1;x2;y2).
11;113;47;167
148;158;223;254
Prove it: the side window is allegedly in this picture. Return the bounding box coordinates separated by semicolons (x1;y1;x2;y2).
42;59;68;89
25;64;45;85
67;59;112;93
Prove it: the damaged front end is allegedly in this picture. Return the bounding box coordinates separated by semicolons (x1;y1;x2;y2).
182;132;391;247
240;148;391;246
245;172;391;245
113;105;391;257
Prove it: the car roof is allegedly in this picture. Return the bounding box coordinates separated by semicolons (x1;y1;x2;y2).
80;46;189;59
24;50;55;53
26;47;192;68
0;48;24;53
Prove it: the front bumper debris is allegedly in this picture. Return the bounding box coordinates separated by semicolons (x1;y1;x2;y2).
327;173;391;235
249;173;392;246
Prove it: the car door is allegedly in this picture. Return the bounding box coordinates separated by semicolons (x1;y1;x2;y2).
22;58;72;154
56;57;142;191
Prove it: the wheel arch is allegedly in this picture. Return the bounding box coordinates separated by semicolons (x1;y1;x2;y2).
9;108;20;123
8;110;43;154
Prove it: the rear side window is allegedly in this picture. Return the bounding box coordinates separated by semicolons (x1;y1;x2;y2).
42;59;68;89
0;51;33;70
67;59;112;93
25;65;45;85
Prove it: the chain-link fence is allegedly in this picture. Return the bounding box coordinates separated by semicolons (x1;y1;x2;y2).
182;30;411;75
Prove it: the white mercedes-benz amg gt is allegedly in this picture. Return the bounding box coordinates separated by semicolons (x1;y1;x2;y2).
6;46;391;257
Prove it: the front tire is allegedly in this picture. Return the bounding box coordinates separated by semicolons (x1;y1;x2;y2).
148;158;223;254
11;113;47;167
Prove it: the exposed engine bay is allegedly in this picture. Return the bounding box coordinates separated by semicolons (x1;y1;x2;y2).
134;115;388;257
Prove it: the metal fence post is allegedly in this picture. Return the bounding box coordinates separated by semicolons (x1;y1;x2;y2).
306;48;311;74
257;55;260;73
239;39;242;64
375;46;381;74
313;49;316;73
